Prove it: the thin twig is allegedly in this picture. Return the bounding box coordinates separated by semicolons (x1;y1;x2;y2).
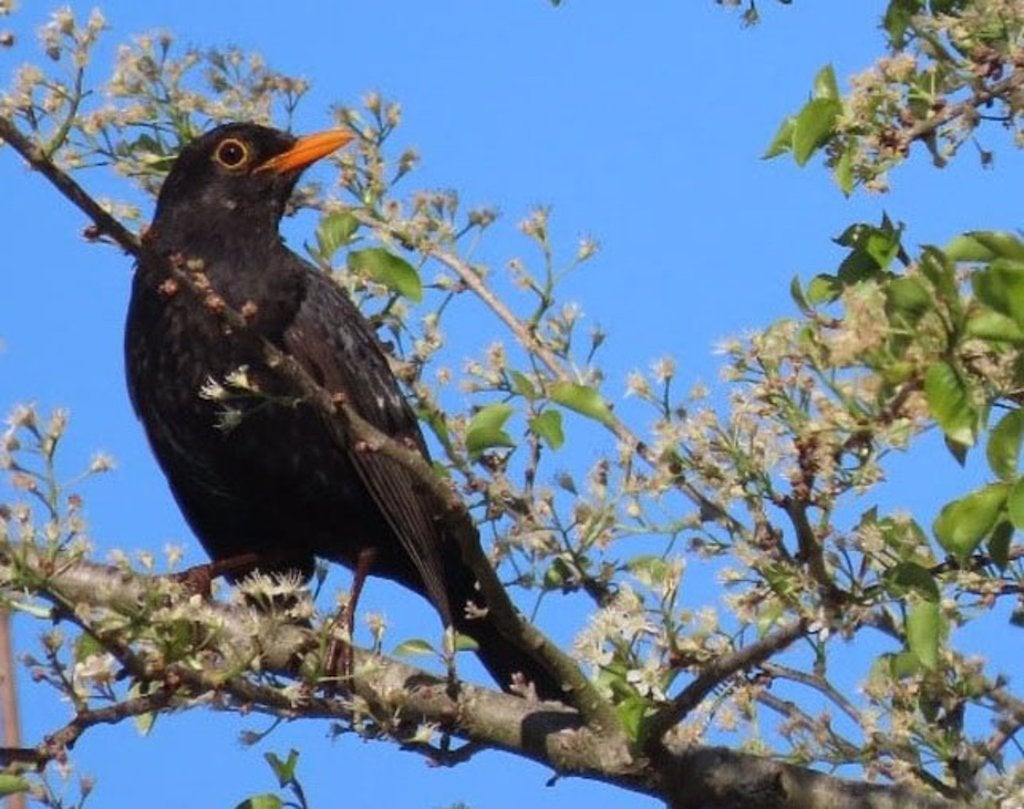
0;116;141;256
644;618;806;744
756;690;861;760
760;662;861;726
0;689;173;771
904;67;1024;149
757;691;960;801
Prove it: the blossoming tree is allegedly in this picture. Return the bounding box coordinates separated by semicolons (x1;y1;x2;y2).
1;2;1023;807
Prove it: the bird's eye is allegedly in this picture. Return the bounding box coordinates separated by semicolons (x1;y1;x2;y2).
214;138;250;169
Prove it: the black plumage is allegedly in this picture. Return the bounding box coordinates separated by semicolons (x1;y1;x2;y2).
125;122;560;699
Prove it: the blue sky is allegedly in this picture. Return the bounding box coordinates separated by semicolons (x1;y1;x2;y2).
2;2;1021;807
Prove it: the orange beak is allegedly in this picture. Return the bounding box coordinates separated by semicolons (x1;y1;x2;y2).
256;129;354;174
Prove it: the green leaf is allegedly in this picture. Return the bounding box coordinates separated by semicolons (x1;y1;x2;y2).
806;274;841;305
987;409;1024;480
347;247;423;302
885;277;932;321
789;276;811;314
528;409;565;450
762;116;795;159
988;520;1013;570
128;681;158;736
869;651;919;688
906;599;942;670
792;98;840;166
453;632;479;652
944;233;998;263
615;694;652;743
864;216;902;269
234;795;283;809
924;361;977;446
918;246;959;310
315;211;359;260
550;382;615;427
883;0;922;48
509;370;537;400
888;650;923;678
933;483;1009;560
833;142;855;195
1007;478;1024;530
392;638;436;657
812;63;840;101
628;555;671;584
833;218;902;282
972;259;1024;326
0;776;29;797
884;562;940;602
543;557;573;589
134;710;157;736
873;514;935;565
968;231;1024;262
465;402;516;456
965;308;1024;344
264;750;299;788
74;632;105;663
755;600;784;637
918;691;939;724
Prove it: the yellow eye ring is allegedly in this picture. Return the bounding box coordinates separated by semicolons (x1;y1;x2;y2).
214;138;250;169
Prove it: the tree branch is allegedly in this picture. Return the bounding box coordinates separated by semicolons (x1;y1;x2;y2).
7;549;958;809
0;690;174;770
903;66;1024;151
0;115;140;256
761;662;862;726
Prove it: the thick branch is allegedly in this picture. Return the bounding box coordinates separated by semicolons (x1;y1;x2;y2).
654;745;959;809
12;552;958;809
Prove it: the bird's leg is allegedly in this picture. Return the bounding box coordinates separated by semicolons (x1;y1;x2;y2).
172;551;292;596
173;562;215;598
324;547;377;690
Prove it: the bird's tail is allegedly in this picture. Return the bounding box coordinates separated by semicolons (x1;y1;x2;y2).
455;613;565;702
373;528;567;701
442;563;565;702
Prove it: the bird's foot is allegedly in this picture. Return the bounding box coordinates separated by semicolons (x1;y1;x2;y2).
170;562;215;598
319;547;377;695
322;629;354;695
169;551;297;598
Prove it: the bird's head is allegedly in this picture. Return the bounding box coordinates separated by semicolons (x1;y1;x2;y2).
151;122;353;248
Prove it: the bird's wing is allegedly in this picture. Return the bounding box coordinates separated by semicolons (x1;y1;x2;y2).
282;268;453;624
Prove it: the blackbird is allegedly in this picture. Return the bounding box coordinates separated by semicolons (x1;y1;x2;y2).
125;122;560;699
